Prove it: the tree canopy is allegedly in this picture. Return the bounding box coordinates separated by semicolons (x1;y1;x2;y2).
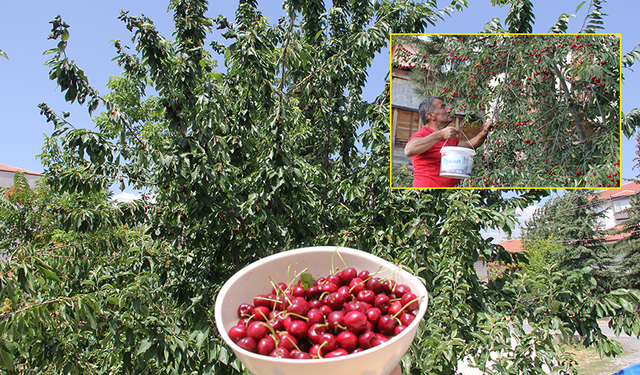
1;0;639;374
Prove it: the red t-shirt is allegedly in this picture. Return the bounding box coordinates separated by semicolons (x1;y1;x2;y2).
408;127;460;188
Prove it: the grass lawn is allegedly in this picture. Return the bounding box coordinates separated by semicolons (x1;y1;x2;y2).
564;342;629;375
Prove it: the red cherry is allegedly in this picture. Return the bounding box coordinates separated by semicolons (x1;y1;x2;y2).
257;336;276;355
401;292;420;312
340;268;357;285
287;320;309;340
327;274;342;287
287;299;310;316
253;306;270;321
227;325;246;343
270;347;290;358
358;330;377;350
388;301;403;316
319;304;332;316
291;285;306;298
246;321;269;341
394;325;407;336
318;333;338;354
336;331;358;353
349;278;366;294
291;350;312;359
344;311;368;334
365;277;383;294
366;307;382;325
344;300;367;314
357;270;370;280
399;312;416;326
253;294;271;308
307;308;325;325
236;337;257;353
307;322;328;344
378;315;398;335
321;283;339;294
324;348;349;358
237;303;254;318
374;293;391;314
323;291;346;311
327;310;346;334
357;289;376;305
277;332;298;351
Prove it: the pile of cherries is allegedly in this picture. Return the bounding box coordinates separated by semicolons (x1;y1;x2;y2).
226;267;421;359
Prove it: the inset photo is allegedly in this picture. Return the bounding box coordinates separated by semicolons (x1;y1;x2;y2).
390;34;622;189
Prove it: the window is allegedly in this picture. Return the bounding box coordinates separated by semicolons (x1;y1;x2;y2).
613;198;631;213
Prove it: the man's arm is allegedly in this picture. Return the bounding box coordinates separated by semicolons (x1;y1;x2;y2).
458;118;493;149
404;127;459;157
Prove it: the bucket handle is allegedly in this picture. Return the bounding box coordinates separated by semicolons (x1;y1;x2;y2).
443;130;476;152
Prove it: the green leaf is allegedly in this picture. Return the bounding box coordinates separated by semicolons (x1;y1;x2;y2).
300;272;316;289
137;338;152;356
619;297;634;313
34;259;62;282
0;348;13;371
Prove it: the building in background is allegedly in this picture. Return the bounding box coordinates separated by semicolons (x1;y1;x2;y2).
0;164;42;189
593;181;640;230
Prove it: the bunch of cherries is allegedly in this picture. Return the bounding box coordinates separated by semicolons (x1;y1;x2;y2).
226;267;421;359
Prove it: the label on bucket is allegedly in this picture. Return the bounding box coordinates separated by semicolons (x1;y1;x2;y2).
440;147;474;179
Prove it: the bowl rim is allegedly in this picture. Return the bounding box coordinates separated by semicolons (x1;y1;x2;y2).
214;245;429;364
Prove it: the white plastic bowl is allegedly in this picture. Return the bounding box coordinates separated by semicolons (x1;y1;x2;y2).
214;246;428;375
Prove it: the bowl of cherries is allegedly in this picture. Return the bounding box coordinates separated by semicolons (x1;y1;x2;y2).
214;246;428;375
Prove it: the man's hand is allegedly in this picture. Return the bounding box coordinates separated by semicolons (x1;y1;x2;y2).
482;118;493;134
439;127;460;140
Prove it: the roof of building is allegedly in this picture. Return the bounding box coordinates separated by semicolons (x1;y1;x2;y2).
593;181;640;200
497;239;523;253
0;163;42;176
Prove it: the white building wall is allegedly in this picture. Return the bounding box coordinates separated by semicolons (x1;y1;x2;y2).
391;75;423;109
0;171;41;189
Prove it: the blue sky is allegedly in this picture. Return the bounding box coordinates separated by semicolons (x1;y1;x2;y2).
1;0;637;204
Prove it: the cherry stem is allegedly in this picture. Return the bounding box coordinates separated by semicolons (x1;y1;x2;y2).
287;267;309;289
317;341;327;358
286;312;308;321
348;281;366;294
333;247;349;270
262;322;278;337
391;295;423;319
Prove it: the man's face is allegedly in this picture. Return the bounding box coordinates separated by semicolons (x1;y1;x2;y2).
428;99;452;128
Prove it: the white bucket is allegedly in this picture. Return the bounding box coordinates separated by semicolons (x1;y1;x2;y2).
440;146;475;179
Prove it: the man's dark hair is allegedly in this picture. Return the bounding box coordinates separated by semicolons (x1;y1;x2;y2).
418;96;444;125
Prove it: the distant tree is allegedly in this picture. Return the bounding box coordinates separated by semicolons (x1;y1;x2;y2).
522;190;617;292
611;131;640;289
612;192;640;289
520;239;562;277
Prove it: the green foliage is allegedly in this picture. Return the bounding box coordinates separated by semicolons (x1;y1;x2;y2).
612;192;640;289
0;173;54;251
404;33;622;188
580;0;607;33
520;239;562;277
522;190;618;293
